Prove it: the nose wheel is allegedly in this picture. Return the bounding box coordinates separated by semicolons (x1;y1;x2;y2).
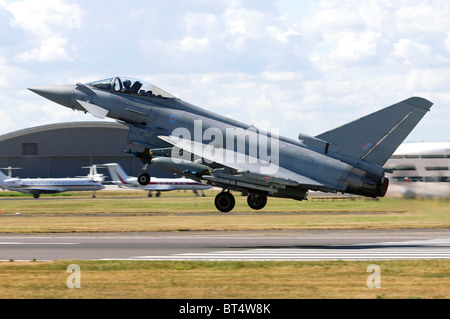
126;149;153;186
138;172;151;186
214;191;236;213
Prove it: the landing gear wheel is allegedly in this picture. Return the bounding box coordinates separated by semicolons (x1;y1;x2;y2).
215;192;236;213
33;194;40;199
247;193;267;210
138;173;151;186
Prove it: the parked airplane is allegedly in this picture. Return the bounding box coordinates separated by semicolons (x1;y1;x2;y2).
0;166;22;178
77;165;105;183
102;163;211;197
30;76;433;212
0;168;105;198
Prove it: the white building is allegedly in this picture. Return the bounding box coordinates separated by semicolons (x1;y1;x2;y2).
384;142;450;198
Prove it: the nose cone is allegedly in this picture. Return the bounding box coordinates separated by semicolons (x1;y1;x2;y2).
28;85;74;108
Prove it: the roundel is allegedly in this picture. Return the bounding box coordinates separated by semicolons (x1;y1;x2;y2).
169;115;177;124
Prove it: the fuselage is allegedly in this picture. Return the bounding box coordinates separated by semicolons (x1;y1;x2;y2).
29;77;389;199
1;177;104;195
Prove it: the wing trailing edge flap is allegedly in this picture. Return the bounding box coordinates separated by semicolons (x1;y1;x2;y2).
158;135;326;190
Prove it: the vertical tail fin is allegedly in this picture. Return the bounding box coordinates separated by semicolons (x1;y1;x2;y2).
103;163;130;184
0;170;8;182
316;97;433;166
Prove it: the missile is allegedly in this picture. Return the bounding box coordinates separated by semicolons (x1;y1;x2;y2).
151;157;211;177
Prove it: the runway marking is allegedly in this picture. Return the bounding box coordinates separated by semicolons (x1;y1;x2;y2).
98;237;450;261
356;238;450;246
98;248;450;261
0;242;78;245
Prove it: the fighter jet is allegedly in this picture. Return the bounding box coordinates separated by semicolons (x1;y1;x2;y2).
29;77;433;212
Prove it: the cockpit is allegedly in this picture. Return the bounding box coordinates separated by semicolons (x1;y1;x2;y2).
86;77;175;99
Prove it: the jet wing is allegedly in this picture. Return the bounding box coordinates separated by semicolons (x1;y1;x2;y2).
146;184;173;191
20;188;62;195
158;135;327;191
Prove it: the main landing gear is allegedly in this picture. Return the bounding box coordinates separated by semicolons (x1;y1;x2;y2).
214;191;268;213
247;193;267;210
215;191;236;213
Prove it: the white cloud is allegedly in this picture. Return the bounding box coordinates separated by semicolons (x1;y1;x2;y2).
6;0;81;62
266;26;299;43
392;39;432;66
445;31;450;52
405;69;448;92
0;0;448;143
223;1;268;52
14;36;71;62
395;4;450;32
261;72;301;82
0;56;32;88
179;37;210;52
182;11;222;37
311;30;381;69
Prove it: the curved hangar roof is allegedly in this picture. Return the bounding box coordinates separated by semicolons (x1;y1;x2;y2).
0;121;129;157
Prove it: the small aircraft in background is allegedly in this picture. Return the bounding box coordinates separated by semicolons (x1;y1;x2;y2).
102;163;211;197
0;167;104;198
77;165;105;183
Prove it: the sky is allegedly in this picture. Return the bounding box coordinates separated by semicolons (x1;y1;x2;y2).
0;0;449;143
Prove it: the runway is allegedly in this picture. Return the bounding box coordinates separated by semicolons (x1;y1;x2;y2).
1;229;450;261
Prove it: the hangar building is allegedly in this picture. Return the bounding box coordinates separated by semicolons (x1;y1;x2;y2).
0;122;173;181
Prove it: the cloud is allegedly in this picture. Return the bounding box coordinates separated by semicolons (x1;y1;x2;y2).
14;36;72;62
395;4;450;32
223;0;288;52
0;56;32;88
6;0;81;62
311;30;382;69
178;37;210;52
392;39;432;66
0;0;448;143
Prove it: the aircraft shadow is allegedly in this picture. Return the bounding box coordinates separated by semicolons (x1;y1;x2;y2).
219;244;447;250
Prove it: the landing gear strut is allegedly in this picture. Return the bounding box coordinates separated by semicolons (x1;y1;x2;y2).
126;149;152;186
247;193;267;210
214;191;235;213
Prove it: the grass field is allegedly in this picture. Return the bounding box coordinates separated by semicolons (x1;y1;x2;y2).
0;260;449;299
0;190;449;233
1;190;449;299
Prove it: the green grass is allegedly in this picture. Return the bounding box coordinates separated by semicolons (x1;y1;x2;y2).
0;260;449;299
0;191;449;233
1;191;449;300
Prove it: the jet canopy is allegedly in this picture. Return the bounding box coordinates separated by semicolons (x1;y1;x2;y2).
86;77;175;99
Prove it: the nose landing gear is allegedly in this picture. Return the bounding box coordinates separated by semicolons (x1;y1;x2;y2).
138;172;151;186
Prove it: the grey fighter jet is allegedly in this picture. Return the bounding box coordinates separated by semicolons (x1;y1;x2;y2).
29;77;433;212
